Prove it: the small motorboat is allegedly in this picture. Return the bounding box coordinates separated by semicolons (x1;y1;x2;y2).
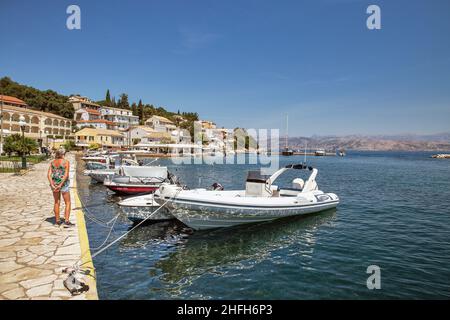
155;164;339;230
104;165;170;195
281;147;294;156
84;158;139;183
314;149;326;156
84;162;108;171
85;168;118;183
118;194;173;222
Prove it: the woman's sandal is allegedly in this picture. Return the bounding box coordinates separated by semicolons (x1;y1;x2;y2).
63;221;75;228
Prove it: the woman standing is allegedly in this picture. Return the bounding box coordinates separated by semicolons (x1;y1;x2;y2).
47;150;74;227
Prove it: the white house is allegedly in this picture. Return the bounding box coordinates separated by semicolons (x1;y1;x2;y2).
100;106;139;131
145;115;176;133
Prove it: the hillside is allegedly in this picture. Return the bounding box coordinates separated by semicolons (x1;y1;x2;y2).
0;77;74;119
0;77;199;129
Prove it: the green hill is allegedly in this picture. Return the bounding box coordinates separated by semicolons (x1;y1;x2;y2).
0;77;74;119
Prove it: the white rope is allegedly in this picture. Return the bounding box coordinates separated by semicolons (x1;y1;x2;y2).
91;189;180;259
73;187;181;271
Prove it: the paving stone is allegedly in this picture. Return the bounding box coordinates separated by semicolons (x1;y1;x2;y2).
0;283;19;294
0;251;16;259
0;261;23;273
0;238;20;247
28;256;47;266
0;267;52;284
51;290;72;298
55;244;81;256
22;231;50;239
2;287;25;299
19;274;58;289
26;283;53;298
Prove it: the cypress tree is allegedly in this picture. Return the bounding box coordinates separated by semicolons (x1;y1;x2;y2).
105;89;111;106
138;99;144;124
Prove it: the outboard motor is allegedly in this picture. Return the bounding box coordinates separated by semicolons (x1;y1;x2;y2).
211;182;224;191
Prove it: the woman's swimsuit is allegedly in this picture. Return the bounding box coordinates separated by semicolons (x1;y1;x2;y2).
51;160;70;193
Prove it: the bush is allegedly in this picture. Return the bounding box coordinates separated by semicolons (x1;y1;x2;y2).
63;140;76;151
3;134;39;156
88;143;100;150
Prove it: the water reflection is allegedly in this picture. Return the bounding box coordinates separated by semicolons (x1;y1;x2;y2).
119;209;336;285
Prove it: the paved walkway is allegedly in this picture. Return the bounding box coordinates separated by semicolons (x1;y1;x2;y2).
0;154;97;300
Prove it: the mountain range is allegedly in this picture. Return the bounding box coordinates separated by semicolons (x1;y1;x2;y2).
282;132;450;152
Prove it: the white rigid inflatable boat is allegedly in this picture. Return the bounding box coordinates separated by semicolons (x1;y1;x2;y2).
154;164;339;230
118;194;173;222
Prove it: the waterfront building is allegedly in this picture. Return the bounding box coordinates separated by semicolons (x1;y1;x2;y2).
74;108;101;122
0;95;73;147
200;120;217;130
74;127;125;148
145;115;177;133
127;126;173;145
77;119;118;130
69;95;101;111
70;95;139;131
100;106;139;131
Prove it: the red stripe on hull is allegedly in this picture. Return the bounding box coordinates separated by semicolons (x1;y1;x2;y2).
106;185;158;195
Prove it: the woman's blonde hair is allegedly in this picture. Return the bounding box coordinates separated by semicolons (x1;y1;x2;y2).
55;149;65;159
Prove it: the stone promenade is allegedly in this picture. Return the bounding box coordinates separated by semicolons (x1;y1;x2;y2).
0;153;97;300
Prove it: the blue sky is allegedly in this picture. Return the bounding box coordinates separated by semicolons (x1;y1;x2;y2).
1;0;449;136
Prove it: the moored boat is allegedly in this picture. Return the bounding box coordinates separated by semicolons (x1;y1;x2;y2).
118;194;173;222
155;164;339;230
104;165;170;195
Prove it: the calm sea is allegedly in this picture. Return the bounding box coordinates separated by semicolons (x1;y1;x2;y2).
76;151;450;299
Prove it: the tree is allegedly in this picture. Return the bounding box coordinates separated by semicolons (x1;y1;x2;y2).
138;99;144;124
62;140;76;152
131;102;137;116
0;77;74;119
3;134;38;156
117;93;129;110
105;89;111;106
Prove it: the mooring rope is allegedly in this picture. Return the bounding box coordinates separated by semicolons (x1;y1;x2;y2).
72;187;181;274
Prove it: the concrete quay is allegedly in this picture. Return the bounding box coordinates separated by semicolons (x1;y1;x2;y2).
0;153;97;300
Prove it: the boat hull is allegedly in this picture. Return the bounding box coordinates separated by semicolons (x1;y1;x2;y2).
105;185;159;195
160;196;339;230
88;172;116;183
119;195;173;222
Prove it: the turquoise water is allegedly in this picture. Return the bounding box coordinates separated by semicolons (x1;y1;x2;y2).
76;152;450;299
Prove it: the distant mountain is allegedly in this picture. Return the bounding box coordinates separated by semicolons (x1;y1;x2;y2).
276;133;450;152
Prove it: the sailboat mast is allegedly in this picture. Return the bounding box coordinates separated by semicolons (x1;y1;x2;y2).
285;114;288;149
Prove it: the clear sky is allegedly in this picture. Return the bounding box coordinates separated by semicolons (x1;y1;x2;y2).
1;0;449;136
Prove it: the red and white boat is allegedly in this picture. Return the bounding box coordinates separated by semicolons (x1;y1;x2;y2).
103;166;169;195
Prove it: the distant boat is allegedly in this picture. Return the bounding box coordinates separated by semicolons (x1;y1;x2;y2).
315;149;326;156
338;149;346;157
281;147;294;156
431;154;450;159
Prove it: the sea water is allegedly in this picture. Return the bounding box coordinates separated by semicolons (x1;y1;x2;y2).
76;151;450;299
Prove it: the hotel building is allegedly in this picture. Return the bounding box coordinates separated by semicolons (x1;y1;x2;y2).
0;95;73;146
